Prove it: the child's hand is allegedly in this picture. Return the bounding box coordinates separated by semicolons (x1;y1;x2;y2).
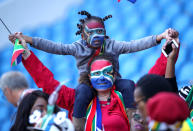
13;32;31;59
168;28;179;38
9;32;25;44
162;28;179;40
156;28;178;43
9;32;22;43
14;32;28;49
9;32;33;45
9;34;16;44
157;28;179;42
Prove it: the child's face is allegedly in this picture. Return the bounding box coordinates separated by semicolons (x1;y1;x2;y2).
90;59;114;91
83;19;106;48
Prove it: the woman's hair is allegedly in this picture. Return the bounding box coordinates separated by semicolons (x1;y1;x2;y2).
76;10;112;38
10;90;60;131
136;74;173;102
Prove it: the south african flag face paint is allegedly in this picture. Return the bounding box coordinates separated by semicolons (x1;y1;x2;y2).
84;20;105;48
90;60;114;90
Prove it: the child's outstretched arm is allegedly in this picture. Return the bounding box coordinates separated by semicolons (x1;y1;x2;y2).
111;28;178;54
9;32;78;56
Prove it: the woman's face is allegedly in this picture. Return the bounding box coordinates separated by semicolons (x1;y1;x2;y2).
90;59;114;91
30;97;48;117
134;88;147;121
130;110;145;131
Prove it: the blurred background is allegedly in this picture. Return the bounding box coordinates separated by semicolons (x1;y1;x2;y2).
0;0;192;130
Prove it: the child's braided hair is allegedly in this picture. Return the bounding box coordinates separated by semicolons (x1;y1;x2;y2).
76;10;112;39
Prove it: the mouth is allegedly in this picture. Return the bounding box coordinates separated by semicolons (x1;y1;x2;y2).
134;124;144;130
98;83;107;85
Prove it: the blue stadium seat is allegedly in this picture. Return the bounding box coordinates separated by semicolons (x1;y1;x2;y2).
173;14;190;32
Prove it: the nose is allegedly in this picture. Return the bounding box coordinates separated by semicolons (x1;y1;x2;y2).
94;36;100;39
99;75;106;81
138;118;144;124
41;110;47;117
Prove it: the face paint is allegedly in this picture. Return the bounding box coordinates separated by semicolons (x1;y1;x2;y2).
86;20;104;29
90;60;114;90
84;20;105;48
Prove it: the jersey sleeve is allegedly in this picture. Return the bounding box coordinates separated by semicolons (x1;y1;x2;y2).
22;51;75;111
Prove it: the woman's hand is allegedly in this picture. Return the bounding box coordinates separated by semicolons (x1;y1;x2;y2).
167;41;178;61
164;37;179;78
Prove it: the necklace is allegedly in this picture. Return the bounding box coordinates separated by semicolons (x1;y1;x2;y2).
100;96;111;107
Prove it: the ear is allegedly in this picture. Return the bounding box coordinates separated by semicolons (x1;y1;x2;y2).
3;87;7;95
6;88;12;94
4;87;11;96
